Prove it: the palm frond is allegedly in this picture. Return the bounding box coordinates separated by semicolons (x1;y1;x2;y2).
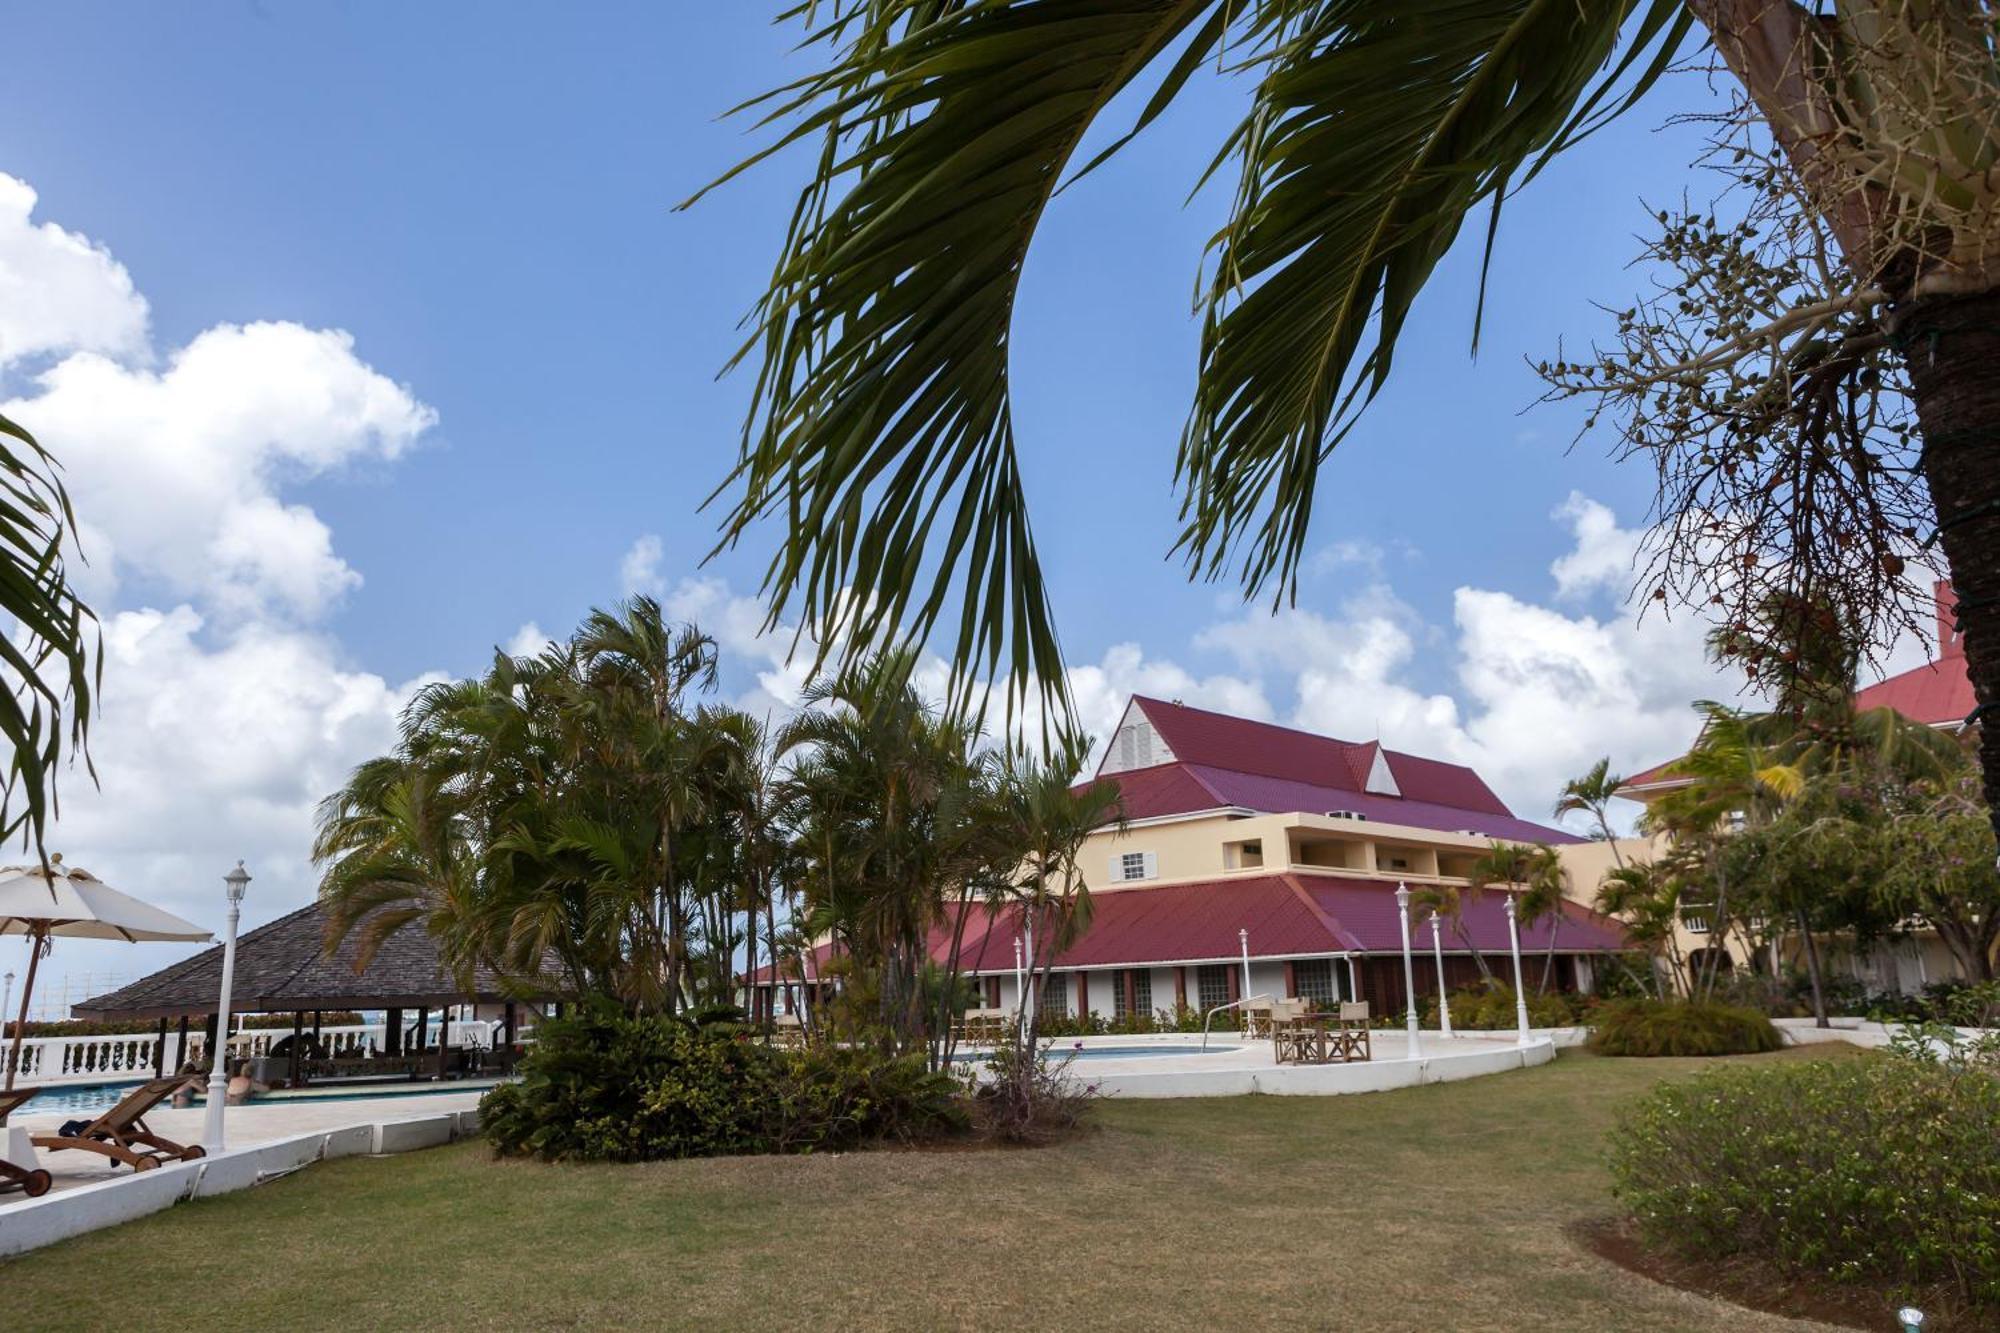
0;410;97;860
694;0;1224;715
1178;0;1689;600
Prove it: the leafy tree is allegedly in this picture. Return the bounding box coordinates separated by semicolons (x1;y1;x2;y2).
1596;860;1690;998
697;0;2000;846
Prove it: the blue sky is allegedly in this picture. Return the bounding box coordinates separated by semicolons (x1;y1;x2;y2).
0;6;1831;984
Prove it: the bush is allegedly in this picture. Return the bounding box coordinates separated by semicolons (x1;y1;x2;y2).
480;1005;964;1162
1608;1057;2000;1309
972;1040;1099;1145
1423;984;1585;1030
1587;998;1783;1057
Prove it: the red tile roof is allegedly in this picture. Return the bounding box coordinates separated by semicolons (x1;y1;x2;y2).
1853;655;1975;728
1090;697;1575;841
745;875;1627;980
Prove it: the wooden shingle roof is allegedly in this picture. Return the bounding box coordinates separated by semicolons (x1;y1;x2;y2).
73;900;537;1021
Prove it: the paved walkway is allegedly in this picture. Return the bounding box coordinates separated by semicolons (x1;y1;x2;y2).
6;1088;485;1198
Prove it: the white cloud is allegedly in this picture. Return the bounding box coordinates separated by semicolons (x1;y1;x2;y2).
0;174;148;370
6;322;434;619
0;179;442;995
1549;491;1642;600
620;534;665;598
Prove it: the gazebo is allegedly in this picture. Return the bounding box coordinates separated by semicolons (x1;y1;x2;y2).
74;901;543;1086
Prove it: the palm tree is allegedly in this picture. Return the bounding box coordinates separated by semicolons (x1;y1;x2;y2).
1595;860;1686;998
1555;759;1628;865
1506;843;1574;993
1644;704;1805;997
699;1;2000;845
1412;878;1494;986
0;411;96;864
979;732;1124;1052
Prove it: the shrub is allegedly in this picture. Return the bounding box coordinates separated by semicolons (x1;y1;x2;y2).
480;1005;964;1162
1423;984;1585;1030
972;1039;1099;1145
1586;998;1783;1057
1608;1057;2000;1309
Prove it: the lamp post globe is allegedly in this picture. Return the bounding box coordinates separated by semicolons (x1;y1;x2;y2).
1394;883;1421;1061
203;861;251;1154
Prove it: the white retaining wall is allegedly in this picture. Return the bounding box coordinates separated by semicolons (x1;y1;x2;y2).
0;1107;482;1259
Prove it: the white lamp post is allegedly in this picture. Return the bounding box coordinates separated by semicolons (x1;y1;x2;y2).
1238;927;1251;1006
202;861;250;1154
1394;883;1421;1061
1;972;12;1036
1504;893;1531;1047
1429;912;1453;1037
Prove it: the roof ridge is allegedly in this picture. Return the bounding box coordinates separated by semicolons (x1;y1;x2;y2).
1278;873;1364;952
1133;695;1370;753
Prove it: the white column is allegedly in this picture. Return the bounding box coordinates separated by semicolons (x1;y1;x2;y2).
1504;893;1531;1048
1430;912;1453;1037
202;862;251;1154
1394;883;1421;1061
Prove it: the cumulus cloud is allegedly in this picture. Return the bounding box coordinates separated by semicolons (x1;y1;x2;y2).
5;322;434;619
0;174;148;369
0;178;441;993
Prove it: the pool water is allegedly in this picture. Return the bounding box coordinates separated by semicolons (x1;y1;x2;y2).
15;1081;145;1117
952;1044;1237;1063
14;1078;502;1120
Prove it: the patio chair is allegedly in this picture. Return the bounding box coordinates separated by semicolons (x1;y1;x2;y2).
0;1086;52;1198
30;1074;206;1172
1334;1002;1372;1063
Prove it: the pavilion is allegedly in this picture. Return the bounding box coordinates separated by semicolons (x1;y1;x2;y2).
74;901;541;1086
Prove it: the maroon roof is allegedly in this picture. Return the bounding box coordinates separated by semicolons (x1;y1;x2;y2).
746;875;1626;981
1853;657;1974;728
1093;697;1577;842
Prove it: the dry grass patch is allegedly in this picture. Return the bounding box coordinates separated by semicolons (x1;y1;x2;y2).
2;1049;1860;1331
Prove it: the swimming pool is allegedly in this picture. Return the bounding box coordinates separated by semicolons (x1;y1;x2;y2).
14;1078;500;1119
952;1044;1238;1063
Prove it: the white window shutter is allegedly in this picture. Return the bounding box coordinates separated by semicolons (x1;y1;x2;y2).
1142;851;1158;880
1110;854;1125;882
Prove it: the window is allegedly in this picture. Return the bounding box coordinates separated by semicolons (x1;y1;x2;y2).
1110;969;1153;1019
1327;810;1369;821
1385;856;1411;871
1682;912;1712;935
1294;959;1336;1006
1039;973;1068;1018
1196;964;1231;1011
1112;851;1157;882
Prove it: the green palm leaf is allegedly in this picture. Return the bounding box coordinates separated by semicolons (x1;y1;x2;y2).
0;410;96;860
704;0;1688;706
1179;0;1690;597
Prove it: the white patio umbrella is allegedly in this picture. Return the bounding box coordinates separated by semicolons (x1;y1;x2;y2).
0;856;212;1089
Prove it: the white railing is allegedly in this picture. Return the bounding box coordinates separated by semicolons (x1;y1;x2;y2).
6;1020;518;1086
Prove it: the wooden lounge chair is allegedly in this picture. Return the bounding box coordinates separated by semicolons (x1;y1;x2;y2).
31;1075;205;1172
0;1086;53;1197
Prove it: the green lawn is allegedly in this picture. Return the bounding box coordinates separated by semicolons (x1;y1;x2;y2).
5;1049;1860;1331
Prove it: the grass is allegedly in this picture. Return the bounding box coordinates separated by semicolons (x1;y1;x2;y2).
3;1048;1862;1331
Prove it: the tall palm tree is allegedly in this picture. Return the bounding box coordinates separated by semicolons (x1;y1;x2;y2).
1505;843;1574;993
1555;759;1628;864
979;732;1124;1051
0;411;96;863
699;0;2000;843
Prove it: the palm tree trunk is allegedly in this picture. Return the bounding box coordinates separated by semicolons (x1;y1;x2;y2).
1903;290;2000;846
1454;922;1494;984
1539;916;1561;995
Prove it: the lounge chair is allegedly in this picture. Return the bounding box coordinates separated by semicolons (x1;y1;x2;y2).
0;1086;53;1197
31;1074;206;1172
